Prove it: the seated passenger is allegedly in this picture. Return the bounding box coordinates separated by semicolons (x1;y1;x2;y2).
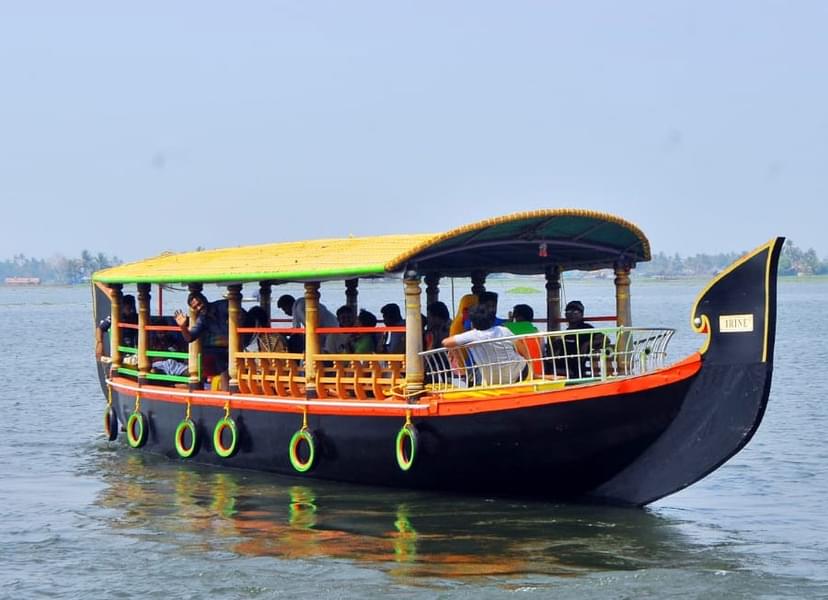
548;300;608;379
449;293;478;336
276;293;338;353
276;294;304;352
379;303;405;354
96;293;138;358
325;305;356;354
461;291;505;331
504;304;538;335
424;301;451;350
424;301;452;384
151;333;188;377
504;304;543;377
443;305;527;386
245;306;288;352
353;309;379;354
478;291;506;325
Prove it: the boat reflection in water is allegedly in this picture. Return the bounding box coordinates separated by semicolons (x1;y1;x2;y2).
94;450;741;580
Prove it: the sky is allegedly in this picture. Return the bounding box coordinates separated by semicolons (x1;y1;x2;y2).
1;1;826;263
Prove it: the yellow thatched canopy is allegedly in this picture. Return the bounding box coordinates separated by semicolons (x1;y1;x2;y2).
93;209;650;284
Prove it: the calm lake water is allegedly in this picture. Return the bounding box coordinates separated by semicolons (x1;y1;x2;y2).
1;278;826;598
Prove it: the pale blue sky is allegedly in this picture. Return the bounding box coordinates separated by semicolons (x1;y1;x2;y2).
2;1;826;262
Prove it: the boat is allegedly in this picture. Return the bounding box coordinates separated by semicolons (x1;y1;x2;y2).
92;209;783;506
4;276;41;285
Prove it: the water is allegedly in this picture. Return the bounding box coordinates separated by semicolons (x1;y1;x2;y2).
1;279;826;598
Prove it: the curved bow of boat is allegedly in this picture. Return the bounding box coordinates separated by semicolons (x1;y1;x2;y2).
590;237;784;506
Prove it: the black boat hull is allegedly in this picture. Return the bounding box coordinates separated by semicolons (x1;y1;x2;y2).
106;373;693;501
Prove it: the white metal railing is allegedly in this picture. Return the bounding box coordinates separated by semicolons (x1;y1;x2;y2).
420;327;675;392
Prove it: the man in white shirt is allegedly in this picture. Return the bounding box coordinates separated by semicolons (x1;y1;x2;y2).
442;305;527;386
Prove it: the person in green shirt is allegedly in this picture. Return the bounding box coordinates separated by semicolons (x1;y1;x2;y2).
504;304;538;335
353;309;380;354
504;304;542;377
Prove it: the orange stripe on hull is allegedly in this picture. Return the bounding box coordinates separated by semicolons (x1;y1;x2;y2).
109;353;702;419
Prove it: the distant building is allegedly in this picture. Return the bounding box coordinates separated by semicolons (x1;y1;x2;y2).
4;277;41;285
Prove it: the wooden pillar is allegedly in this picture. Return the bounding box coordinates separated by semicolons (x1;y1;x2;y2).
345;278;359;313
424;272;441;306
614;261;633;375
404;275;424;398
303;282;321;398
614;261;632;327
545;265;562;331
259;282;272;321
470;270;486;296
227;284;243;393
187;283;203;390
109;284;123;374
137;283;151;384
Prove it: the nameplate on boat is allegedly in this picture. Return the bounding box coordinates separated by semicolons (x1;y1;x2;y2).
719;314;754;333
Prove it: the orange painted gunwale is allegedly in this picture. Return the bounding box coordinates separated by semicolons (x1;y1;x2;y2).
108;353;702;419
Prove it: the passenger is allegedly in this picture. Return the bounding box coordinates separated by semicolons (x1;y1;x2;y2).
443;305;527;386
325;305;356;354
151;333;188;377
174;291;237;389
276;294;296;318
245;306;287;352
461;291;505;332
424;301;451;350
379;303;405;354
276;293;338;353
548;300;608;379
353;309;379;354
504;304;543;377
504;304;538;335
449;294;478;336
95;293;138;358
478;291;506;325
276;294;304;352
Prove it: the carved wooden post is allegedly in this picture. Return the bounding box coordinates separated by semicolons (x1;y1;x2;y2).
345;278;359;313
614;261;632;327
545;265;562;332
137;283;151;384
227;284;243;393
404;275;424;398
303;282;321;398
187;283;203;390
109;284;123;374
470;270;486;296
614;260;633;374
425;272;441;306
259;282;272;321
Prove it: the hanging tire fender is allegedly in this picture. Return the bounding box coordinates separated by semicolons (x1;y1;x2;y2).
175;418;198;458
126;411;148;448
104;406;118;441
213;417;238;458
289;429;316;473
395;423;418;471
